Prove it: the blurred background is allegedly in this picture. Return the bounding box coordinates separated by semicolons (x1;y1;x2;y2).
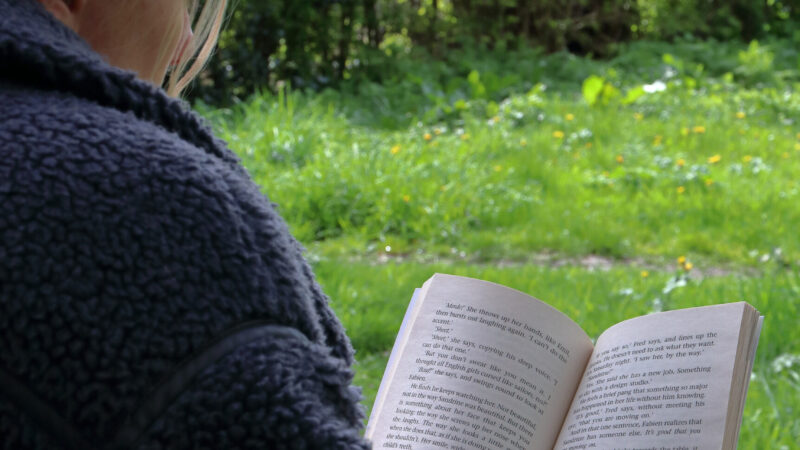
192;1;800;446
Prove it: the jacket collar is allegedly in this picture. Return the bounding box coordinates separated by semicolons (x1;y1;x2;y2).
0;0;240;167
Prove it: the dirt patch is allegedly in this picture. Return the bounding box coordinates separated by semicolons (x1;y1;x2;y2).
361;251;764;279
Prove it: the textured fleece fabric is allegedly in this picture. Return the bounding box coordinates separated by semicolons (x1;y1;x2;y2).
0;0;370;448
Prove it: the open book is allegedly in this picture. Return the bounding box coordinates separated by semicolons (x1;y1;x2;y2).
365;274;762;450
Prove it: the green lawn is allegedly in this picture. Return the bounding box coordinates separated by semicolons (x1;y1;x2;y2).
200;38;800;448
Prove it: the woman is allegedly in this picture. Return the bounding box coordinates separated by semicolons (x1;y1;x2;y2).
0;0;369;448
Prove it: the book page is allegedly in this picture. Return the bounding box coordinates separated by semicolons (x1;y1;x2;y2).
366;274;594;450
554;303;750;450
367;288;423;429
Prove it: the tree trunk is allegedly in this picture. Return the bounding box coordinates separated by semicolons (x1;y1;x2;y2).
430;0;439;54
337;1;355;81
363;0;380;47
519;0;531;41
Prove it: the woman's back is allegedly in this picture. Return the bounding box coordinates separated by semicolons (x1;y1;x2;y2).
0;1;368;448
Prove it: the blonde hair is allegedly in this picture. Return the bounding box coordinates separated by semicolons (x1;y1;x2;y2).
165;0;227;98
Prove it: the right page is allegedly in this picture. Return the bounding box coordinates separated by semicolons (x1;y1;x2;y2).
554;302;758;450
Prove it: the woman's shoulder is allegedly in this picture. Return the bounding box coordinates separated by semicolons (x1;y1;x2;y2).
0;79;253;209
0;80;219;166
0;79;355;363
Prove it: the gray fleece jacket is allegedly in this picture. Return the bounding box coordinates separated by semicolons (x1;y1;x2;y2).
0;0;370;448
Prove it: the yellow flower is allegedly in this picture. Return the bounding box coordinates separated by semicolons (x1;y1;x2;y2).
677;256;687;265
641;270;650;278
492;116;500;124
693;126;706;134
460;133;470;141
680;127;689;136
553;130;565;139
707;154;721;164
434;128;443;135
677;186;686;194
795;143;800;151
736;111;746;119
520;139;527;147
705;179;713;186
653;135;663;145
565;113;575;121
676;158;685;168
390;145;401;155
783;152;790;159
585;142;593;149
493;165;503;172
742;155;752;163
402;194;411;203
634;113;644;121
796;132;800;140
423;133;432;141
683;262;694;271
616;155;624;163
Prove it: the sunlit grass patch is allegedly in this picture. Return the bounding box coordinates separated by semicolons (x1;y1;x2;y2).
201;63;800;265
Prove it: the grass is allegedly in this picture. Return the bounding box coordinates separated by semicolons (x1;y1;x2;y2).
200;40;800;267
198;37;800;448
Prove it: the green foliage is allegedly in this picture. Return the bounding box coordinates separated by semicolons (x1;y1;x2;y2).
636;0;799;41
443;0;640;55
581;75;605;105
581;75;625;106
190;0;378;104
189;0;800;104
736;40;777;85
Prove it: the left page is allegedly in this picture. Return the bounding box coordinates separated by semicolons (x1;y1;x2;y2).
366;274;594;450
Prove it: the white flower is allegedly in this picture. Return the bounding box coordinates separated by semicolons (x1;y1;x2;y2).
650;297;663;313
662;275;687;295
643;81;667;93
